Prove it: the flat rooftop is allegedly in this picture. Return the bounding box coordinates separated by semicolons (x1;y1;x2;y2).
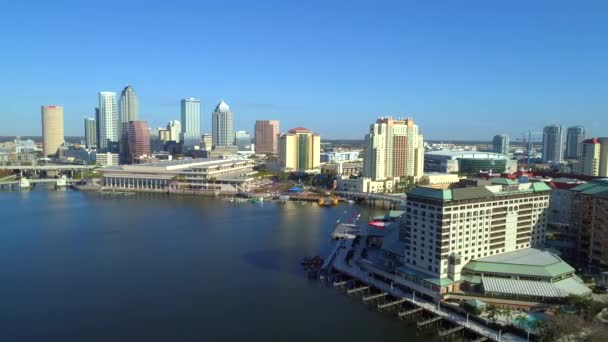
407;179;551;202
100;158;253;172
425;150;508;160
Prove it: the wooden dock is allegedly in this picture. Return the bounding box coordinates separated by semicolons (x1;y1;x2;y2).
438;325;464;337
377;298;406;311
398;307;423;319
362;292;388;303
347;286;369;295
417;316;442;329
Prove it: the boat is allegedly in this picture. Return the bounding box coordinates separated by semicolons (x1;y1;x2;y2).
278;195;290;201
347;200;355;205
18;177;30;189
55;175;67;188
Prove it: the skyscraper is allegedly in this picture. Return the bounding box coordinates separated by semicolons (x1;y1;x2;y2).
234;131;251;151
167;120;181;143
119;85;139;123
127;121;150;163
278;127;321;172
98;92;119;152
565;126;586;159
41;105;64;157
254;120;280;154
84;117;97;149
180;98;201;149
212;100;234;148
363;117;424;181
542;125;564;163
119;85;139;161
492;134;510;155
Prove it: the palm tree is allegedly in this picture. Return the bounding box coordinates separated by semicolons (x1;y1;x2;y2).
502;306;513;324
487;305;498;324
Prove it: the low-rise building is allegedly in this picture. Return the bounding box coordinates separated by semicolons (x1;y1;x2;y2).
95;152;119;166
98;158;257;193
425;150;517;174
336;176;399;193
320;161;362;177
418;173;461;189
320;151;360;163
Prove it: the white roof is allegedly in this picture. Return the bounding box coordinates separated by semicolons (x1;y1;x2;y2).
482;276;591;298
216;100;230;111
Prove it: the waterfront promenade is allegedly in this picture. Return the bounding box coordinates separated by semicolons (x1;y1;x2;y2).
329;238;525;342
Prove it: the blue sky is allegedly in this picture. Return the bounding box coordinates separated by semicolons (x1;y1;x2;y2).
0;0;606;140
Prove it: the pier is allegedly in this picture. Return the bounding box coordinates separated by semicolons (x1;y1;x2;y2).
346;285;369;295
439;326;465;338
417;316;442;329
362;292;387;303
377;298;406;311
398;307;422;319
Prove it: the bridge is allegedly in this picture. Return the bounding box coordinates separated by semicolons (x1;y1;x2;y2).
0;177;78;189
0;165;95;171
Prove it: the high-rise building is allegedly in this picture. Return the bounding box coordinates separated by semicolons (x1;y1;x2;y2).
212;100;234;148
41;105;64;157
167;120;181;143
127;121;150;163
565;126;586;160
278;127;321;172
254;120;279;154
119;85;139;123
158;128;171;142
119;85;139;161
492;134;509;155
84;117;97;149
180;98;201;149
94;107;100;149
571;180;608;271
401;180;551;284
363;117;424;181
234;130;251;151
581;138;608;177
98;92;119;152
542;125;564;163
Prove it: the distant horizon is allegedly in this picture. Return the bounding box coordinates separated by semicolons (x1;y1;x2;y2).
1;1;606;139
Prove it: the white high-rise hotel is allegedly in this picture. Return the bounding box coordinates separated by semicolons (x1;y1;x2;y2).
98;92;118;151
181;98;201;149
363;117;424;181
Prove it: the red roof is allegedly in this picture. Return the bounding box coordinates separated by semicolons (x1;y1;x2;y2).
289;127;311;133
583;138;600;144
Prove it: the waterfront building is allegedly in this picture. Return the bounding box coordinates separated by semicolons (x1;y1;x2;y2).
424;151;517;174
254;120;279;154
167;120;181;143
41;105;64;157
363;117;424;182
99;158;256;193
95;107;100;149
127;121;150;163
571;180;608;271
320;151;360;163
234;130;251;151
542;125;564;163
492;134;509;155
565;126;586;160
278;127;321;173
181;98;201;149
328;182;590;303
98;92;119;152
336;176;398;193
84;117;97;149
580;138;608;177
212;100;234;148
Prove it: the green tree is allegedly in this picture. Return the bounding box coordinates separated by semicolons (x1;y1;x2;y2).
487;305;498;324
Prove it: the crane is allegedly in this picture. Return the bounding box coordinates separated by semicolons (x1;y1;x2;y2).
515;130;542;166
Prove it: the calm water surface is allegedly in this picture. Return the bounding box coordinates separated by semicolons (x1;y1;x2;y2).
0;189;426;341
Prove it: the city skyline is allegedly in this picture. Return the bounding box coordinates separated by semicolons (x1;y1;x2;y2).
1;1;607;139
